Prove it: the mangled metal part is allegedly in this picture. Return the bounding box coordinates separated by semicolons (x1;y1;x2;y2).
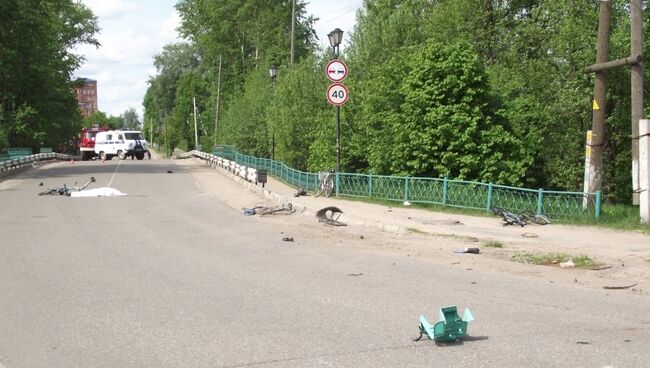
243;203;295;216
316;206;346;226
38;177;96;196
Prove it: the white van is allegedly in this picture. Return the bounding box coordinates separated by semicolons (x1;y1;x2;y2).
94;129;150;160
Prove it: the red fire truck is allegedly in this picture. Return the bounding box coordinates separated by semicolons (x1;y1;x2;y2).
79;126;108;161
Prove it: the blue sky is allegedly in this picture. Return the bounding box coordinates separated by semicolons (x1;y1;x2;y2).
75;0;361;118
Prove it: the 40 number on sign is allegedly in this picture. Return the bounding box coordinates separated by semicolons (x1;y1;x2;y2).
327;83;349;106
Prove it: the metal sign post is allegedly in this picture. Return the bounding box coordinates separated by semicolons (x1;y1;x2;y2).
326;59;349;173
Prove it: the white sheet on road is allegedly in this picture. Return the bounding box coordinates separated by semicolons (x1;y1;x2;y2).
70;187;127;197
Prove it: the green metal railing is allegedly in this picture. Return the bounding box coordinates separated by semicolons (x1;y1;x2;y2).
212;149;602;220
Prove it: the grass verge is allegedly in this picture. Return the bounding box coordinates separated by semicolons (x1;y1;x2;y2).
511;251;602;269
483;240;504;248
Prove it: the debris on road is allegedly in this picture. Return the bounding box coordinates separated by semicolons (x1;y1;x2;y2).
242;203;295;216
293;187;306;197
603;283;637;290
316;206;346;226
38;177;96;196
415;306;474;342
282;237;294;242
591;265;613;271
453;247;480;254
347;273;364;277
560;259;576;268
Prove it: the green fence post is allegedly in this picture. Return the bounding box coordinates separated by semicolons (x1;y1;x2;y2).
368;174;373;197
442;177;449;206
404;177;410;202
486;182;493;211
536;188;544;215
336;172;340;196
595;190;602;219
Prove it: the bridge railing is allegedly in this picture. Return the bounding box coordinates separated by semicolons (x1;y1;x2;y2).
0;153;78;177
181;149;602;220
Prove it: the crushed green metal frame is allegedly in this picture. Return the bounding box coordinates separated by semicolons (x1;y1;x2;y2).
416;306;474;342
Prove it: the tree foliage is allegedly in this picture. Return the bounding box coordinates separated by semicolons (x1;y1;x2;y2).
141;0;650;203
0;0;99;151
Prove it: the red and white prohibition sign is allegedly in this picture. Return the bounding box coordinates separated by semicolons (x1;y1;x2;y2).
325;60;348;82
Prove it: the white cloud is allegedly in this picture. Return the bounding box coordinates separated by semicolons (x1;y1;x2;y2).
82;0;136;19
306;0;362;49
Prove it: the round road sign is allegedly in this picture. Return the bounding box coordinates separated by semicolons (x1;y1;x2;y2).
327;83;349;106
325;60;348;82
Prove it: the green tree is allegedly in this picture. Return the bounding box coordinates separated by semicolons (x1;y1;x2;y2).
266;57;329;171
0;0;99;150
120;108;141;130
83;111;120;129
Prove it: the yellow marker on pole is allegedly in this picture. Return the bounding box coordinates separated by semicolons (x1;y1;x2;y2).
593;99;601;110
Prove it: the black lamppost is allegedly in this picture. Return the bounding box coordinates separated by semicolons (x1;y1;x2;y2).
327;28;344;172
268;65;278;160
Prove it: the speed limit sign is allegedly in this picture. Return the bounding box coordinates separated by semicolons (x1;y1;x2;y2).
327;83;349;106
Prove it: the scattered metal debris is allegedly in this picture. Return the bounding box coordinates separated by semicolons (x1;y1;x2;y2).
257;203;294;215
415;306;474;342
282;237;294;242
453;247;480;254
521;232;538;238
38;177;96;196
347;273;364;277
591;265;613;271
603;283;637;290
293;187;306;197
243;203;295;216
316;206;346;226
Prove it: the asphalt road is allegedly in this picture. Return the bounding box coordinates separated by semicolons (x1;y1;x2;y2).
0;158;648;367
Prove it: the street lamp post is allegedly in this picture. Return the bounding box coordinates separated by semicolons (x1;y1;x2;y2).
328;28;344;172
269;65;278;160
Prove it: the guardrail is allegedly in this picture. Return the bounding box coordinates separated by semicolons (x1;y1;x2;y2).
176;150;266;186
178;149;602;220
0;153;79;176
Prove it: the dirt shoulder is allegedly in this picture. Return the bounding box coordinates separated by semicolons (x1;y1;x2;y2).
177;157;650;294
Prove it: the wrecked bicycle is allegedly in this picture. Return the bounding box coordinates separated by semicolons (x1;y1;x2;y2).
38;177;96;196
491;207;550;227
243;202;295;216
315;169;335;197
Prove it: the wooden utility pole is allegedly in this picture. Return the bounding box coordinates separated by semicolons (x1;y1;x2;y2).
584;0;611;196
631;0;644;205
214;54;222;146
290;0;296;65
193;97;198;149
584;0;644;204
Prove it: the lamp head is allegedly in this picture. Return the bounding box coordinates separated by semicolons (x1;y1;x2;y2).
328;28;344;48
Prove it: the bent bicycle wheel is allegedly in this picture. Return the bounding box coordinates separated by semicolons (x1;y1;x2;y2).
314;185;323;197
323;176;334;197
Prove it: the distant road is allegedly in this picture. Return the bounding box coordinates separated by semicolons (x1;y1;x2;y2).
0;158;648;367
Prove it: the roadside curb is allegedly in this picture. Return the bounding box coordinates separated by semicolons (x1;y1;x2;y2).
199;158;408;234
